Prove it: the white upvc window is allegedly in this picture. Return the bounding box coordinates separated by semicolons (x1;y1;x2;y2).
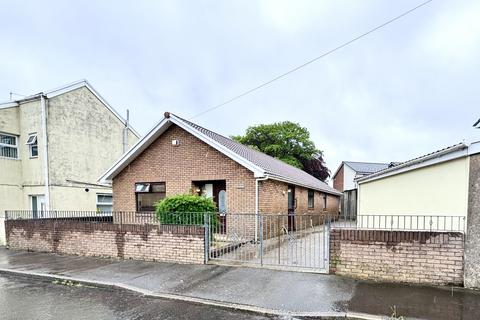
0;133;18;159
26;133;38;158
97;193;113;212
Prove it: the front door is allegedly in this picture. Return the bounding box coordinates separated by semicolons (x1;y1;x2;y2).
287;185;296;231
195;180;227;233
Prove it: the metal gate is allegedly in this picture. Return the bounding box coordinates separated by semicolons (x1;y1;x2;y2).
206;213;331;273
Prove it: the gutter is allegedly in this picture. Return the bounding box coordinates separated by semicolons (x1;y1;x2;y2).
40;95;51;210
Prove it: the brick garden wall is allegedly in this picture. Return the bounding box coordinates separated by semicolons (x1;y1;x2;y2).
5;219;205;264
330;229;464;286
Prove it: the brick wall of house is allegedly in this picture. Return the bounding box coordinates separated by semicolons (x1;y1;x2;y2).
330;229;464;286
6;219;204;264
113;124;256;213
333;164;344;191
259;179;339;215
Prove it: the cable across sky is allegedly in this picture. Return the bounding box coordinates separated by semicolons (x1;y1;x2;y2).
190;0;433;119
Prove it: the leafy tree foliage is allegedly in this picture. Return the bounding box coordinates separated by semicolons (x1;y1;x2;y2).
232;121;330;181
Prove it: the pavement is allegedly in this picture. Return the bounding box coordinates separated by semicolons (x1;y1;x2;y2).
1;247;480;319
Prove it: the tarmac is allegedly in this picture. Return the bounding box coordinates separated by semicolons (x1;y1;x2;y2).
1;247;479;319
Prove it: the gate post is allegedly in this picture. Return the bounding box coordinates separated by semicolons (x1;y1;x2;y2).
258;214;263;266
204;213;210;264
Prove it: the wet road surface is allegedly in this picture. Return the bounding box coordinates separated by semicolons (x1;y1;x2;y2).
0;273;279;320
2;249;480;319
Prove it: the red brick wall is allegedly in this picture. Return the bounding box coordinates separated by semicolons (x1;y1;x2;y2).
333;164;344;192
6;220;204;264
330;229;464;285
113;124;256;213
259;179;339;215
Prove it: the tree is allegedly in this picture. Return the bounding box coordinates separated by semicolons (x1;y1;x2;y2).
232;121;330;181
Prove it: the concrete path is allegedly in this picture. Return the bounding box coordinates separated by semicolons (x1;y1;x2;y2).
1;247;479;319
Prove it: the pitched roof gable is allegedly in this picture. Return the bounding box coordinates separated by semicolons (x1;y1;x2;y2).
0;79;140;138
99;112;341;195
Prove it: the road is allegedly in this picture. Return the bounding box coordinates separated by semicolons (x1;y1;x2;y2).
0;273;281;320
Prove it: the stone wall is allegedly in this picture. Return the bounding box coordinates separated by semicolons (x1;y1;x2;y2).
330;229;464;286
5;219;205;264
465;153;480;288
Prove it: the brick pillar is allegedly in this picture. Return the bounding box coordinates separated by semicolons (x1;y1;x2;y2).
465;153;480;288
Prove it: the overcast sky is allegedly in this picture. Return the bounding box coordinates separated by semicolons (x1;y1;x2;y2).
1;0;479;181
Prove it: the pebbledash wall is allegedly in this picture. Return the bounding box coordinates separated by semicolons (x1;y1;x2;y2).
5;219;204;264
329;229;464;285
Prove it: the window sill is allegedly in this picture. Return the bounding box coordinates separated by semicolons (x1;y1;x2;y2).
29;156;38;159
0;156;21;161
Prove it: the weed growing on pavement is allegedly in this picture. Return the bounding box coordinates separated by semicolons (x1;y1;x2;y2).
52;279;95;288
389;305;405;320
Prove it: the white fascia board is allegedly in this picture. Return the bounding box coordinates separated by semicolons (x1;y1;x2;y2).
0;102;19;109
46;80;141;139
357;147;468;184
98;118;172;183
170;117;265;178
266;174;342;196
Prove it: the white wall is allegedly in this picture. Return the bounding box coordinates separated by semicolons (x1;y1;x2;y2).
343;165;357;191
357;157;469;231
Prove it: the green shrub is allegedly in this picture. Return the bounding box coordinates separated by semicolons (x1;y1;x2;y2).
154;194;218;227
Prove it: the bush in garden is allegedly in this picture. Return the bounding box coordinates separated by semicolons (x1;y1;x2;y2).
154;194;218;227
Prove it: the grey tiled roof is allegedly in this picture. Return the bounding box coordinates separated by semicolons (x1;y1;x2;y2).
344;161;390;174
173;114;341;195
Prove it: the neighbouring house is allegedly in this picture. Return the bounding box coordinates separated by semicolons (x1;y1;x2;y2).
355;142;480;231
0;80;139;244
99;112;341;232
332;161;391;219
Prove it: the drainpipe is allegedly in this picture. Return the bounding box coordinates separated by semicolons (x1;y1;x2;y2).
123;109;129;154
255;176;269;242
40;95;50;211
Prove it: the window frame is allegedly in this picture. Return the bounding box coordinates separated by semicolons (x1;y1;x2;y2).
96;193;113;212
135;182;166;212
0;132;19;159
307;189;315;209
26;133;38;158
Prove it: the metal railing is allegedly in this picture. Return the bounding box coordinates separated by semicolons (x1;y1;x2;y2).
331;214;467;233
4;210;211;226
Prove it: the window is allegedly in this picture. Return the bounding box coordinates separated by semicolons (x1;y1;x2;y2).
97;194;113;212
135;182;166;212
0;133;18;159
323;194;327;210
26;133;38;158
308;189;314;209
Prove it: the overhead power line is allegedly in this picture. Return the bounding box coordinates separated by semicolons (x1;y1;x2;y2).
190;0;433;119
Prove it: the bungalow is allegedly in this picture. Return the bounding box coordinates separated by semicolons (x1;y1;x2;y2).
355;142;480;232
99;112;341;229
